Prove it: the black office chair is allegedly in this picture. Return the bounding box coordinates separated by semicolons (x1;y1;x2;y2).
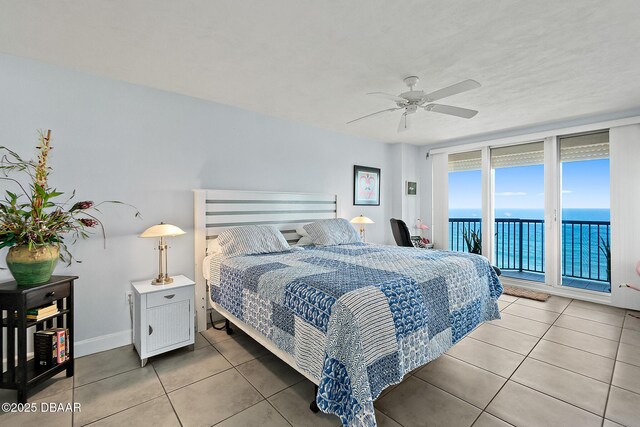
390;218;413;247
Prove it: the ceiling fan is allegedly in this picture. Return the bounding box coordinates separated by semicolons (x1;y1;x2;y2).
347;76;481;132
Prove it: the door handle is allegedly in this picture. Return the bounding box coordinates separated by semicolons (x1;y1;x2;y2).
149;325;153;335
46;291;55;298
164;294;175;299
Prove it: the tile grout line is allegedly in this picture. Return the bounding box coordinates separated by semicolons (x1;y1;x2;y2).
80;396;167;426
411;372;494;413
204;331;306;426
507;302;626;328
500;309;561;326
534;337;618;361
467;327;626;372
452;299;626;423
495;311;623;343
465;334;539;357
71;374;75;427
551;323;621;343
79;359;174;426
227;361;299;426
80;393;168;426
162;365;236;394
469;297;572;426
374;380;409;427
151;362;184;427
262;398;295;427
600;323;626;427
74;365;142;389
436;352;512;381
76;333;231;426
557;311;625;328
70;308;632;426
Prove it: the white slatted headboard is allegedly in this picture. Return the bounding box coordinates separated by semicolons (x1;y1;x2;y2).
193;189;338;330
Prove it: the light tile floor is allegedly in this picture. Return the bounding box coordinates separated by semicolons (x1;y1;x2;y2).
2;297;640;426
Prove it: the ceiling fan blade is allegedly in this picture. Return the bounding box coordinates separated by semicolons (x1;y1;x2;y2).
347;107;401;124
426;79;481;101
425;104;478;119
367;92;408;103
397;112;412;132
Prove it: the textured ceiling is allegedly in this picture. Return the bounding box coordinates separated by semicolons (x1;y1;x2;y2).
1;1;640;145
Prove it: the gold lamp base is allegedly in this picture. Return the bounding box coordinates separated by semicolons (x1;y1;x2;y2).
140;223;186;286
151;275;173;285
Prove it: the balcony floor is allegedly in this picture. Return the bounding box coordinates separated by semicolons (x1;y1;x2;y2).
501;270;611;293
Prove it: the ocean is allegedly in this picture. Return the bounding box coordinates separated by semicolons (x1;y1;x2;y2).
449;208;610;221
448;208;611;284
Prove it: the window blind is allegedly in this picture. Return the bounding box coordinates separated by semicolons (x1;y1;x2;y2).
448;150;482;172
491;141;544;169
559;130;609;162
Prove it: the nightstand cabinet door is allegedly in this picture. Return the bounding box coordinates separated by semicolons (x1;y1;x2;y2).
131;276;196;364
146;300;191;352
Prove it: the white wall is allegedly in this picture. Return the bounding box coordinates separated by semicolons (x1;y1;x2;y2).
400;144;421;233
419;147;434;243
0;54;401;355
387;143;424;237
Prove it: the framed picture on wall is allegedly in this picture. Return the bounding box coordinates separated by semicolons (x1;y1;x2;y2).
354;165;380;206
407;181;417;195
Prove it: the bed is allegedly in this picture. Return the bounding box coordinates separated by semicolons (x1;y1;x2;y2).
193;190;502;427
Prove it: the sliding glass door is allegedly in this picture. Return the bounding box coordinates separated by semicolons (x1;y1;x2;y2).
439;129;612;294
491;142;545;283
448;151;482;252
559;131;611;293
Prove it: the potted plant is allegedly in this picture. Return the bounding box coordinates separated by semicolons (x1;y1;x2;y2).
598;236;611;283
462;227;482;255
0;130;139;285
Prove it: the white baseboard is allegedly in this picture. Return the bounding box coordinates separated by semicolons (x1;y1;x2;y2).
74;329;132;358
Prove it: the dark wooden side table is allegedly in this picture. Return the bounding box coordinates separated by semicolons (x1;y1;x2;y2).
0;275;76;403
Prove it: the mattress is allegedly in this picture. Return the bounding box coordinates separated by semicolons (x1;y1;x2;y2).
208;243;502;427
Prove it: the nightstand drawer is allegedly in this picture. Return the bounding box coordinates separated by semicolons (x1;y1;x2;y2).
26;282;70;308
147;286;192;308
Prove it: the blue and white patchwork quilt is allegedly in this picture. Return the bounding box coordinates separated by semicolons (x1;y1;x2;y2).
209;243;502;427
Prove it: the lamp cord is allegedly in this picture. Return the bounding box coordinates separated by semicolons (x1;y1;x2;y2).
210;311;226;330
128;294;134;343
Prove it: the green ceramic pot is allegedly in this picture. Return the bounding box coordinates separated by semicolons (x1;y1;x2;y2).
6;245;59;285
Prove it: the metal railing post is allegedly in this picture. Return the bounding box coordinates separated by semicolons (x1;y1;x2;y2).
518;220;523;272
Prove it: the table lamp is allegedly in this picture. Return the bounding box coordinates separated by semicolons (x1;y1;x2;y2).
350;215;374;242
140;223;186;285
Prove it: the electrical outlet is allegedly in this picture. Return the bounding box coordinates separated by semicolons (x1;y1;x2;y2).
125;291;132;305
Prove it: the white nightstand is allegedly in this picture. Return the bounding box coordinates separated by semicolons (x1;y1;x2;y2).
131;275;195;367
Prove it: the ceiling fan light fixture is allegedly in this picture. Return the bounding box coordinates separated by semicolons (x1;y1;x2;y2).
347;75;481;130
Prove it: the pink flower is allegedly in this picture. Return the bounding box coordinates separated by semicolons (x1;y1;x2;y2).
80;218;98;227
72;201;94;210
415;219;430;230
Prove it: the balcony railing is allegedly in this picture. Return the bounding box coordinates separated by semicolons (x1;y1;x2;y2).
449;217;611;283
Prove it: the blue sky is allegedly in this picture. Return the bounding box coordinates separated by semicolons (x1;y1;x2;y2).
448;159;610;209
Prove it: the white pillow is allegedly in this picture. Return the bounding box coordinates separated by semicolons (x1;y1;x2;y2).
296;225;310;237
296;236;313;246
207;238;222;254
303;218;361;246
217;225;291;257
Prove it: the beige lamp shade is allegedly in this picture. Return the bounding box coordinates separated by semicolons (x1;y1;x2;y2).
350;215;375;224
140;223;186;238
140;223;185;285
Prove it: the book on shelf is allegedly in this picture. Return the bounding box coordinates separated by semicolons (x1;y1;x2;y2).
51;328;69;363
18;303;59;320
34;330;58;369
33;327;70;369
